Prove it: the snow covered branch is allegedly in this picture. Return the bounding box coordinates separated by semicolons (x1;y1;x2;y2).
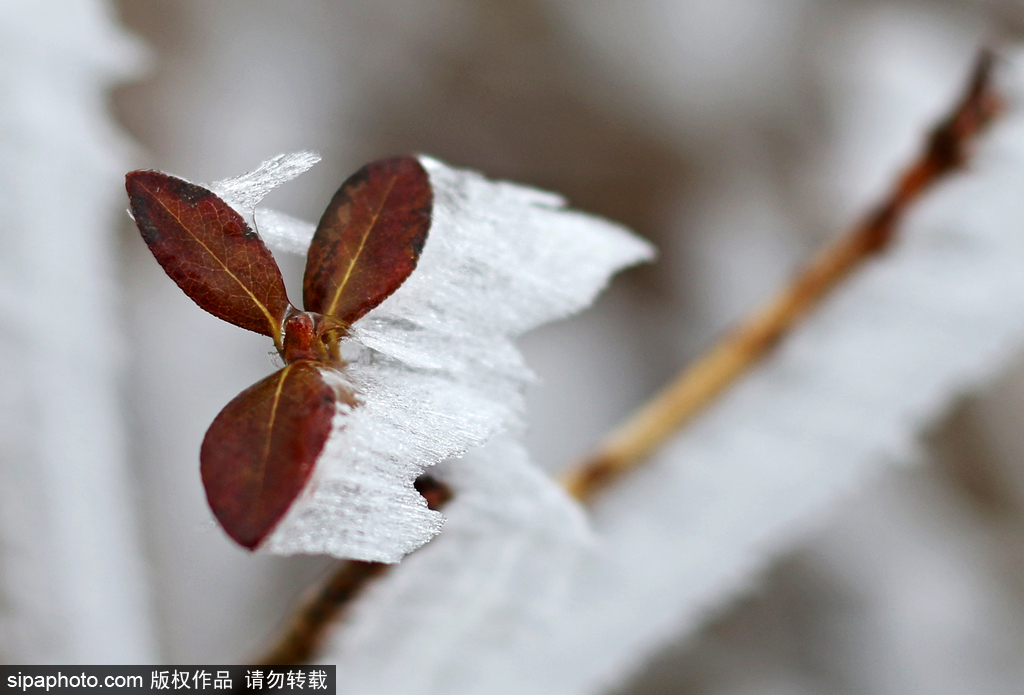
253;49;1014;678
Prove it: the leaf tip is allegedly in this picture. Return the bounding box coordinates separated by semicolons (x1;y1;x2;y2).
303;154;434;322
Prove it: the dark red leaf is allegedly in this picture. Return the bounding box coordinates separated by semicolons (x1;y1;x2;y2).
303;156;432;323
126;170;292;344
200;361;355;549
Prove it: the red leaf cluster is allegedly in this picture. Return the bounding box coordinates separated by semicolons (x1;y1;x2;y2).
126;157;432;549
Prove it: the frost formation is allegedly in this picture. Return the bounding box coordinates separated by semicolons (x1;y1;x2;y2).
215;153;654;562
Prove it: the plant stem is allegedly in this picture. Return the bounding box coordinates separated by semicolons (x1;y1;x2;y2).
254;48;1000;664
560;49;999;502
254;476;452;665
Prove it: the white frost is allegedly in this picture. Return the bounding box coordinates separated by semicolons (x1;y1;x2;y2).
210;150;321;212
245;156;653;561
320;434;592;688
253;208;317;255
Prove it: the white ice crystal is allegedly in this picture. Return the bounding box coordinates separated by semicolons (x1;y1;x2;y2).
210;150;321;212
217;155;653;562
252;208;316;255
321;434;592;690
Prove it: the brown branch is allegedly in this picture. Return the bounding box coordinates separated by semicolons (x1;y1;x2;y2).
254;48;1001;665
560;49;1001;502
254;476;452;665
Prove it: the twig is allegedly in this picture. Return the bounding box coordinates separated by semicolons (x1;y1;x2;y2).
560;49;1000;502
254;49;1001;663
254;476;452;665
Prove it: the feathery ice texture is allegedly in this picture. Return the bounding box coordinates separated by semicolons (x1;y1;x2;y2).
309;64;1024;693
0;0;156;661
322;434;591;690
220;156;653;562
211;151;321;212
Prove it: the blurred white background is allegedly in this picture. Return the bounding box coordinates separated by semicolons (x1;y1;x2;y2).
5;0;1024;692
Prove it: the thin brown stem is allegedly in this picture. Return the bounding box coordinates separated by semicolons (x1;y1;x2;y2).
560;49;1000;502
254;476;452;665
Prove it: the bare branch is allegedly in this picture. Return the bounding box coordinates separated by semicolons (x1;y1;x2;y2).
254;476;452;665
254;49;1002;664
560;49;1000;502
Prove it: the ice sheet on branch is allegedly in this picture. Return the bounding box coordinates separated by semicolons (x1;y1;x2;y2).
238;156;653;562
320;435;592;689
313;61;1024;694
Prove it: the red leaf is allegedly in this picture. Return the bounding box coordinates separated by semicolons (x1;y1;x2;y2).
303;156;432;323
200;361;355;549
127;170;292;344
